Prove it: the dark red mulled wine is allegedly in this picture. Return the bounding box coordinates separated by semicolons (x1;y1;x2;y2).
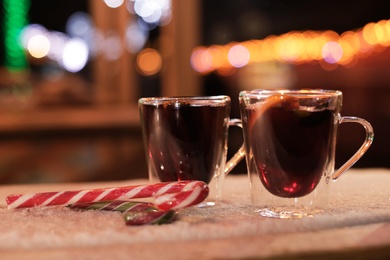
140;102;228;184
244;99;334;198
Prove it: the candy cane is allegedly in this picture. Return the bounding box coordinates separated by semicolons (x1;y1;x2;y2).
154;181;209;211
6;180;209;210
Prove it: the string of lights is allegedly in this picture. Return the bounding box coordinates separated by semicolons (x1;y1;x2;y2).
191;19;390;74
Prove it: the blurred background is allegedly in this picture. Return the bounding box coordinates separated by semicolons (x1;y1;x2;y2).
0;0;389;184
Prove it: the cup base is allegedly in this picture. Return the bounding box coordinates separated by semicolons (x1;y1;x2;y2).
256;207;322;219
197;201;216;208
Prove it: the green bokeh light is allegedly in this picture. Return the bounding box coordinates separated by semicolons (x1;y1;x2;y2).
3;0;31;71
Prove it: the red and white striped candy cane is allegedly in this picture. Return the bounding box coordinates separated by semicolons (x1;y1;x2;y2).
154;181;209;211
6;181;209;210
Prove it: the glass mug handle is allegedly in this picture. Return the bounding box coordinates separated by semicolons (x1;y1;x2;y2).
224;118;246;175
332;116;374;180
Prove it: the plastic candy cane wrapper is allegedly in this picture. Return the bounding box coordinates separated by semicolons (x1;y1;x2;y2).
5;181;209;225
69;201;177;226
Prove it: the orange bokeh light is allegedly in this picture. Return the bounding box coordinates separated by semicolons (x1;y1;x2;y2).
136;48;162;76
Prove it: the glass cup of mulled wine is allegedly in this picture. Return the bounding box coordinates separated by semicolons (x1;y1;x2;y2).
239;89;374;218
138;95;245;206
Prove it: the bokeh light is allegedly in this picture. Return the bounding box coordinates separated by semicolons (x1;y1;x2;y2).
322;41;343;64
228;44;250;68
27;34;50;58
125;23;149;53
103;33;123;61
136;48;162;76
20;24;48;49
47;31;68;61
190;48;213;74
104;0;124;9
66;12;93;39
132;0;171;26
61;39;89;73
3;0;30;70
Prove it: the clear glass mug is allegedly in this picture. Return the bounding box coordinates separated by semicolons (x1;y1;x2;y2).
138;95;245;206
239;89;374;218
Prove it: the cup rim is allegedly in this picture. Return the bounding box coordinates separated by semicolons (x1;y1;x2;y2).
139;95;230;105
239;89;342;98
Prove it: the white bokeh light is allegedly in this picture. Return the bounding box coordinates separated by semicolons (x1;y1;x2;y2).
20;24;48;49
228;44;250;68
61;39;89;72
133;0;171;25
47;31;68;61
104;0;124;9
66;12;93;39
142;8;162;24
322;41;343;64
125;23;148;53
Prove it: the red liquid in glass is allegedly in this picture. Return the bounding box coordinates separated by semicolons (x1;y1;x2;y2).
141;103;227;184
245;100;333;198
